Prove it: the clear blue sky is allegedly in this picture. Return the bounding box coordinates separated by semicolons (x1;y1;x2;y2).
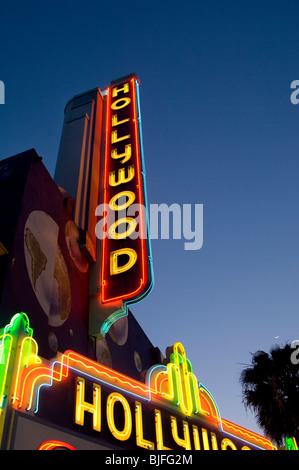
1;0;299;439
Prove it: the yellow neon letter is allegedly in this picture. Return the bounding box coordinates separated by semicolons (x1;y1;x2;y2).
110;248;137;275
112;82;129;97
111;129;131;144
109;166;135;187
135;402;155;450
111;144;132;164
111;97;131;110
192;425;200;450
211;432;218;450
75;377;101;432
106;393;132;441
202;428;210;450
112;114;130;127
109;191;135;211
155;410;172;450
108;217;137;240
170;417;191;450
221;438;237;450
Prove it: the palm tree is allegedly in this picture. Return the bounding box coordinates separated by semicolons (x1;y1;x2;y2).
240;343;299;447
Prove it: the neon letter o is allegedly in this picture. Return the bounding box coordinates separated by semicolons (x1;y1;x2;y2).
109;191;135;211
108;217;137;239
111;97;131;110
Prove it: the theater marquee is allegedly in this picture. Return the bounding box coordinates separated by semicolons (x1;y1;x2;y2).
0;313;276;450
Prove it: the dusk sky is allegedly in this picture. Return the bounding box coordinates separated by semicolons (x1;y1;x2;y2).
1;0;299;438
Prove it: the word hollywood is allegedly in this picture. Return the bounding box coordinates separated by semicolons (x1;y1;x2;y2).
0;81;4;104
98;77;153;307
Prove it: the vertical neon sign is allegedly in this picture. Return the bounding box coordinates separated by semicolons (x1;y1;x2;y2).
100;75;153;317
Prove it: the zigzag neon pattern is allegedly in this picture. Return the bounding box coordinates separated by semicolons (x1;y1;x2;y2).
16;350;156;412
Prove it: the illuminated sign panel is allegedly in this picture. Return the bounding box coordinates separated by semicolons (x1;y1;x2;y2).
0;314;276;450
100;76;153;307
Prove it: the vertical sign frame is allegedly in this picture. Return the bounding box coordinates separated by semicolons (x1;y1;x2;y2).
97;75;153;332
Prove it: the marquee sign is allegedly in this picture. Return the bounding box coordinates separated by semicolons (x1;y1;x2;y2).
0;313;276;450
99;75;153;308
